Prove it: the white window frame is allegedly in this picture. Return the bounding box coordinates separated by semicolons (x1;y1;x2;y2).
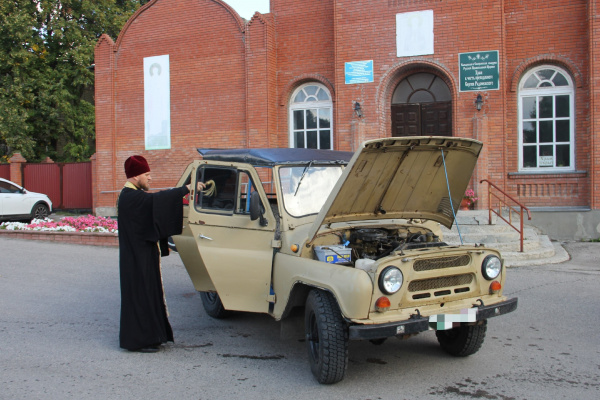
518;65;575;172
288;83;333;149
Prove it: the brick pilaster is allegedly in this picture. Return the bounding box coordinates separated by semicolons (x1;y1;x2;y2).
590;0;600;209
245;13;277;148
9;153;27;186
94;34;117;215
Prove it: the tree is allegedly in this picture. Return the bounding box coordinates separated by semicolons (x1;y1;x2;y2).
0;0;147;162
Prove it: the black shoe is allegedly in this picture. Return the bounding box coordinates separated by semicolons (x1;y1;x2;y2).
131;346;160;353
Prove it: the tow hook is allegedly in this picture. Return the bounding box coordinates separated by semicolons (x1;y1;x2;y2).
473;299;485;308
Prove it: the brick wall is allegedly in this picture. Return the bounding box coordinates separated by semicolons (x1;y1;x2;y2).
504;0;589;208
93;0;597;212
589;0;600;210
95;0;248;211
272;0;336;149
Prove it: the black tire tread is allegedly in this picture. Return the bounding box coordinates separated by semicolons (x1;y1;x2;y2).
436;321;487;357
305;290;348;384
200;291;230;319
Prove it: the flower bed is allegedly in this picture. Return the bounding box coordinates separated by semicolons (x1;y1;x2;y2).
0;215;118;247
1;215;117;233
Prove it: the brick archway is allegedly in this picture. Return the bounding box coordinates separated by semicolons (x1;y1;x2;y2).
376;59;457;138
510;54;582;92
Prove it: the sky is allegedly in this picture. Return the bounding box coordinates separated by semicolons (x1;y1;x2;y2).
222;0;270;20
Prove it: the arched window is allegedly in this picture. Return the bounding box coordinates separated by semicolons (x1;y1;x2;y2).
289;83;333;149
392;73;451;104
518;66;575;171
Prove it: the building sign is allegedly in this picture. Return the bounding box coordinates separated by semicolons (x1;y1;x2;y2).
539;156;554;167
345;60;374;84
144;54;171;150
459;51;499;91
396;10;434;58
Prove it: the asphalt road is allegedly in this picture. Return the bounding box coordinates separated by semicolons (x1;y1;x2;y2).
1;238;599;400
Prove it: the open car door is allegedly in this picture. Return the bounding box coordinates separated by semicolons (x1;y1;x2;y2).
174;161;276;313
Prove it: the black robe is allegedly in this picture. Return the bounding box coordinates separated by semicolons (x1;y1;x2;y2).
117;184;189;351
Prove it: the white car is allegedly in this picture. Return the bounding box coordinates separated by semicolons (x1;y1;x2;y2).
0;178;53;222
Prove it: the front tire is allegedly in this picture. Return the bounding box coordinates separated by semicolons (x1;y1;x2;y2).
304;289;348;384
200;292;230;319
435;321;487;357
31;203;49;220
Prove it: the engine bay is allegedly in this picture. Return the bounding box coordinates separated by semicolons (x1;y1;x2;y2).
312;226;447;265
348;227;447;260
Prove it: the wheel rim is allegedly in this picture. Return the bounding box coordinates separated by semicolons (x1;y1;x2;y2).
307;311;320;364
34;206;47;219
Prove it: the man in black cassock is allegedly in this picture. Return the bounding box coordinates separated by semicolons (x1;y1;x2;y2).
117;155;202;353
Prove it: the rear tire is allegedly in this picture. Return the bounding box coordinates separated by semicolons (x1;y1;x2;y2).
200;292;230;319
304;289;348;384
435;321;487;357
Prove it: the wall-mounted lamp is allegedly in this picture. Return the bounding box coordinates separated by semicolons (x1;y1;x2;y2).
354;102;364;118
475;94;483;111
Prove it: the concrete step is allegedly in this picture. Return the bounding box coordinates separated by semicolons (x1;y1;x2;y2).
442;237;543;253
441;226;539;244
502;240;570;267
439;210;570;267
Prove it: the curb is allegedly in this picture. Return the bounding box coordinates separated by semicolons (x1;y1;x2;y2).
0;229;118;247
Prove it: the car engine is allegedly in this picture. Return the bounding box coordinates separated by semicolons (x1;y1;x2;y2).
348;228;445;260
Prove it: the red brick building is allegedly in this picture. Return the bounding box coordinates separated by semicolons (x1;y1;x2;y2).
94;0;600;237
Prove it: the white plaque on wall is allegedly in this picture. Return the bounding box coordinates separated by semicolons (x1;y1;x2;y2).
144;54;171;150
539;156;554;167
396;10;434;58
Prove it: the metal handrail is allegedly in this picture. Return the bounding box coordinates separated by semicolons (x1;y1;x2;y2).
480;179;532;252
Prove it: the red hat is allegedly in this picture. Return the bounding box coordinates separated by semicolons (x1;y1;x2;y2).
124;155;150;178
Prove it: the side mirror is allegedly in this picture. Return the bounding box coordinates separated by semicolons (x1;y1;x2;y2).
249;191;268;226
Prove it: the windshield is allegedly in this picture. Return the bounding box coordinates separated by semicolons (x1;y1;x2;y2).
279;165;344;217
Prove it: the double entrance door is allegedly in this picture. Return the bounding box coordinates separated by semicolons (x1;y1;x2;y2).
391;102;452;137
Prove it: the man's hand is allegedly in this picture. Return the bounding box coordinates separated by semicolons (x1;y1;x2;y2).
185;182;206;192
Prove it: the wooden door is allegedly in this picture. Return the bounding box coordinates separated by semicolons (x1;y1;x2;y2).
421;102;452;136
392;102;452;137
391;104;420;137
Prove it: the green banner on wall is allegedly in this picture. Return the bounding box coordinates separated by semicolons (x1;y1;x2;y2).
459;51;499;92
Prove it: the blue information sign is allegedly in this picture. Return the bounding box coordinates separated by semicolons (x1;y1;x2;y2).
345;60;374;84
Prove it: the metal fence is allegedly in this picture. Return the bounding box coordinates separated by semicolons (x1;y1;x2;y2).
0;164;9;180
23;162;92;209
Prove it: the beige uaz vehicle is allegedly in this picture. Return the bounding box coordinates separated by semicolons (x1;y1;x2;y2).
173;136;518;384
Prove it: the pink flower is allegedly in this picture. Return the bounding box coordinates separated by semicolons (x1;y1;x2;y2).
463;189;478;205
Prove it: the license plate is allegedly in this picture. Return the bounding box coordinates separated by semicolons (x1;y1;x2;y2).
428;308;476;330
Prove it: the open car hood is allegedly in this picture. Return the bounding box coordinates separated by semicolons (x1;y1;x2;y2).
307;137;483;242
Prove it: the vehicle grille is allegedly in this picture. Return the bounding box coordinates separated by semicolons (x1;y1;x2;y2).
413;255;471;272
408;274;473;292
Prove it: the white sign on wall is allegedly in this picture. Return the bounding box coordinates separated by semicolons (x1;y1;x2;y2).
144;54;171;150
539;156;554;167
396;10;434;58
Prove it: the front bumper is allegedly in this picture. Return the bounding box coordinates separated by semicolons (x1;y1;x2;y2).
348;297;518;340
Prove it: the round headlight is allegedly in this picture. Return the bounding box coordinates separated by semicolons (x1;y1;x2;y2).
378;266;403;295
482;255;502;280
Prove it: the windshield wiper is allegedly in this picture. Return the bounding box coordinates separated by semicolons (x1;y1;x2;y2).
294;160;313;196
